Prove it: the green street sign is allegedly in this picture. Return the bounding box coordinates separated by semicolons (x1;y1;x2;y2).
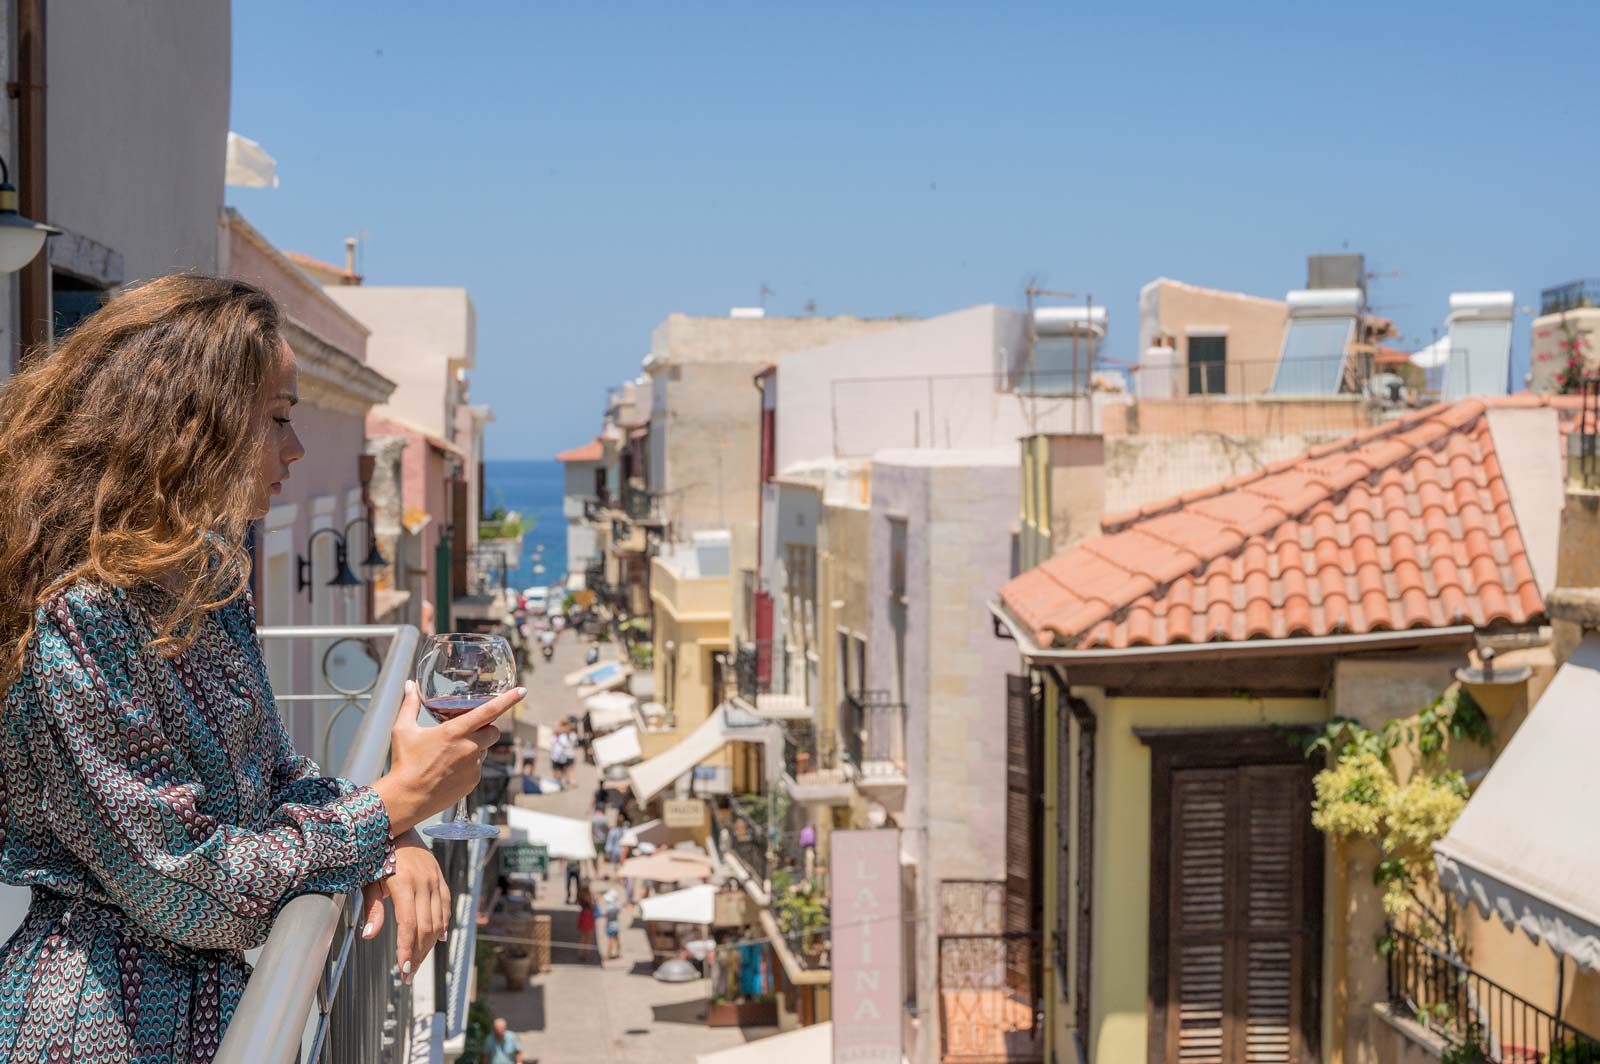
502;843;549;877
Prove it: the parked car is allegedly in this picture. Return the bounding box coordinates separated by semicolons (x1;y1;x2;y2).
521;586;550;615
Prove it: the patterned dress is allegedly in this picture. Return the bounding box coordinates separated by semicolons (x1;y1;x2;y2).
0;581;396;1062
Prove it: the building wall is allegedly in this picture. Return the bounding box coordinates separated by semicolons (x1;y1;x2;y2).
648;556;734;788
224;219;370;356
1528;307;1600;394
562;459;600;571
870;450;1018;1064
650;313;906;367
325;287;476;439
48;0;228;285
1137;277;1288;394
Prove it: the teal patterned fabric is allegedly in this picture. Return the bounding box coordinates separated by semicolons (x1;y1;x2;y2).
0;581;396;1062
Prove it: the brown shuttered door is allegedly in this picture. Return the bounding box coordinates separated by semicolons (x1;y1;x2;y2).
1164;760;1314;1064
1004;674;1042;995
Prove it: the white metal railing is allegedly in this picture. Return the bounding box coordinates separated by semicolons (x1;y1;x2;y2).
215;624;419;1064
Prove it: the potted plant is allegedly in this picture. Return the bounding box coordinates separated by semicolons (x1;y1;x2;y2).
500;945;533;989
706;993;779;1027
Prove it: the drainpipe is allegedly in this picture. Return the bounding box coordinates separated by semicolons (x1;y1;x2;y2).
12;0;47;366
359;454;376;623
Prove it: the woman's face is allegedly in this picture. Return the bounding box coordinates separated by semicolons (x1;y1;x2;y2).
251;341;305;519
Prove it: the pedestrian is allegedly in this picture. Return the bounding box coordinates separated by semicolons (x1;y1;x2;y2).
565;858;582;904
480;1016;523;1064
550;723;574;790
519;757;541;796
590;800;610;879
576;886;597;962
602;888;622;960
0;275;526;1059
604;820;624;875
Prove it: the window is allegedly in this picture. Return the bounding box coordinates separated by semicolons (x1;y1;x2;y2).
888;518;907;605
1005;675;1044;997
1144;729;1323;1064
1188;334;1227;395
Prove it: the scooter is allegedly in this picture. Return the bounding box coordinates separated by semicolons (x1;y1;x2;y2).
540;641;555;663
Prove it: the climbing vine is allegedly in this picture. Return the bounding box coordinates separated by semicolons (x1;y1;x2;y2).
1302;687;1493;956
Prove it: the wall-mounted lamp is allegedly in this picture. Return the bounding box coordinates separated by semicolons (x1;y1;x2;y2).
0;153;57;273
298;527;363;602
343;515;388;572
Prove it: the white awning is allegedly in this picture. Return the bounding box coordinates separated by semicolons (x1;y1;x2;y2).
638;884;717;925
1435;634;1600;973
695;1022;833;1064
504;806;596;861
585;690;639;733
593;725;643;769
627;703;782;804
621;818;667;848
564;659;628;688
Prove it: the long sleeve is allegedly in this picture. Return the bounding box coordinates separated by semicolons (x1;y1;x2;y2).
18;590;395;952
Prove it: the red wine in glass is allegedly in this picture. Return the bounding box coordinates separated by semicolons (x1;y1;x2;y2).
416;633;516;841
421;696;491;722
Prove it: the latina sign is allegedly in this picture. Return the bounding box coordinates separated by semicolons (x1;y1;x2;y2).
831;829;903;1064
662;797;707;829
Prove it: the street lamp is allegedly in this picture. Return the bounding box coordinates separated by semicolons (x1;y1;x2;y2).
342;515;388;573
297;528;363;602
0;153;57;273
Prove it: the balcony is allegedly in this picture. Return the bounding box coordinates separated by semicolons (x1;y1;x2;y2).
782;727;855;805
213;624;490;1064
718;795;770;885
623;483;663;525
938;881;1043;1064
1386;923;1600;1063
842;689;908;792
1542;279;1600;316
580;495;610;523
729;640;813;720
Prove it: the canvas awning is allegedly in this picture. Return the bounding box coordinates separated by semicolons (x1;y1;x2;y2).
627;702;782;803
638;884;717;925
504;806;596;861
619;849;716;884
1434;634;1600;973
593;725;643;770
564;659;627;688
584;690;639;733
621;818;667;848
695;1022;833;1064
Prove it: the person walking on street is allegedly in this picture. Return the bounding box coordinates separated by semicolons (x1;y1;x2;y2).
565;858;581;904
480;1017;522;1064
550;722;574;790
575;886;598;963
602;888;623;960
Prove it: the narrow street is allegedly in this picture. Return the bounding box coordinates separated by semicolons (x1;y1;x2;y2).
489;630;774;1063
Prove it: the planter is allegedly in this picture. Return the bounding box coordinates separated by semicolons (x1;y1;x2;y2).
705;1000;778;1028
500;950;533;990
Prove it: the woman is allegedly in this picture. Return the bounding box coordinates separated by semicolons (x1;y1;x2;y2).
0;276;519;1062
574;886;597;963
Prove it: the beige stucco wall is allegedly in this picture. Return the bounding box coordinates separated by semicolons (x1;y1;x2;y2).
326;287;476;440
48;0;229;284
1140;277;1288;394
649;313;906;366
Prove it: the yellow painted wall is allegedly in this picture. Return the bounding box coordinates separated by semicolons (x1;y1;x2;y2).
1086;691;1328;1064
649;576;732;780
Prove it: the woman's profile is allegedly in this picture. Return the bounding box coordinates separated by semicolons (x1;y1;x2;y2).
0;275;520;1061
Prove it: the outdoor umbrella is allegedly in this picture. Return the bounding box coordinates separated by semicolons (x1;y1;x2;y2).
638;884;717;925
619;849;716;883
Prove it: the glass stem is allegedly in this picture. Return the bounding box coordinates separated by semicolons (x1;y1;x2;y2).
451;797;471;824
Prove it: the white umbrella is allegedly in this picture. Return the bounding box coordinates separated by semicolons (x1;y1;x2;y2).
638;884;717;925
504;806;596;861
593;725;642;770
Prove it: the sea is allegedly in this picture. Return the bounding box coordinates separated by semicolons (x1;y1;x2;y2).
482;459;568;594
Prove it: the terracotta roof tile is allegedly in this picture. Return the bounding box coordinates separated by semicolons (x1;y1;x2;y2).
1000;395;1580;650
555;439;604;463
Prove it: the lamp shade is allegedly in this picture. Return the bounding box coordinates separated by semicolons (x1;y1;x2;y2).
0;184;57;274
358;539;387;570
328;545;364;588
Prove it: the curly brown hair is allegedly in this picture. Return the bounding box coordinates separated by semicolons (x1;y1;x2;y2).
0;274;285;690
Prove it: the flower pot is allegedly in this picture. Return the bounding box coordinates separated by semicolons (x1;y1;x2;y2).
705;1000;778;1027
501;950;533;989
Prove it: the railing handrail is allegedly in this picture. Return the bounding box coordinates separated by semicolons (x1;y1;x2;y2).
215;623;420;1064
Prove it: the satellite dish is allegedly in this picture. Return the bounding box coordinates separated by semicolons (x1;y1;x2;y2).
866;801;889;829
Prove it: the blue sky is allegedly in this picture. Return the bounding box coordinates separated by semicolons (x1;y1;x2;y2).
229;2;1599;459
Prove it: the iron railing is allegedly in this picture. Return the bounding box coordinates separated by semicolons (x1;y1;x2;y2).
938;881;1043;1063
215;624;419;1064
841;690;906;778
1387;924;1600;1063
731;640;809;711
1543;280;1600;316
623;483;660;523
581;496;609;523
722;796;770;884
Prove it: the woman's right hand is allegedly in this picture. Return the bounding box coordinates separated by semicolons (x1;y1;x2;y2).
371;680;525;837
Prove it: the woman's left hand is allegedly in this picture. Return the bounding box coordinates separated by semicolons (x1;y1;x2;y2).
359;830;451;984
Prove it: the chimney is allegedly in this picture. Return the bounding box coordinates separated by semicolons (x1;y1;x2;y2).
344;237;358;280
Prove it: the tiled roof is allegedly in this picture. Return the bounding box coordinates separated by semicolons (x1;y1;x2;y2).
555;439;603;462
1000;396;1577;650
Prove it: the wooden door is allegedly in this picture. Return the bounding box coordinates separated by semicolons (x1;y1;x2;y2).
1005;674;1043;995
1146;732;1320;1064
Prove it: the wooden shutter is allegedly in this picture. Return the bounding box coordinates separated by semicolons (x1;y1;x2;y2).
1162;760;1313;1064
1005;674;1042;996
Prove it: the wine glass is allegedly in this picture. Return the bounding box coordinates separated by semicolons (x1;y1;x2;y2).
416;633;516;841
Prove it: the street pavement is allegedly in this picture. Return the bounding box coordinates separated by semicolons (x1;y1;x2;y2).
484;627;774;1063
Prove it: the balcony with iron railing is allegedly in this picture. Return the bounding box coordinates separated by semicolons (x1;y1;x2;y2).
841;689;908;789
718;795;770;885
781;725;854;804
1386;923;1600;1063
729;640;813;720
623;482;663;525
938;881;1044;1064
1542;280;1600;316
211;624;492;1064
